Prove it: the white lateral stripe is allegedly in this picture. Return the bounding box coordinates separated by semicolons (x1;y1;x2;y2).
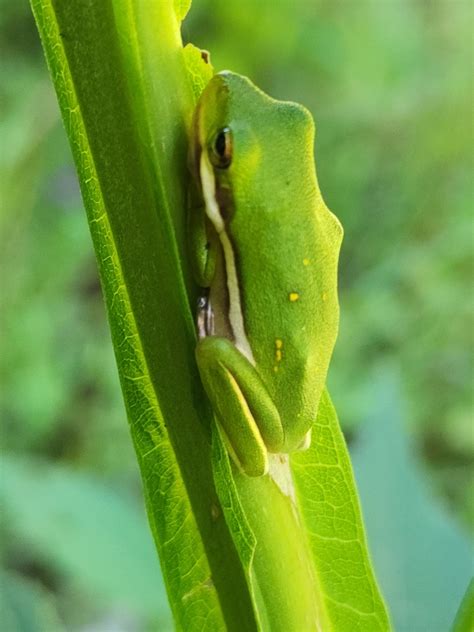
219;230;255;362
200;153;224;233
199;153;255;364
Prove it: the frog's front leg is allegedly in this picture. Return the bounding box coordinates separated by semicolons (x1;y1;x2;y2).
196;336;284;477
187;181;217;288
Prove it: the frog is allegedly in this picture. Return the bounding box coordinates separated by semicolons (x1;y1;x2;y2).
189;71;342;477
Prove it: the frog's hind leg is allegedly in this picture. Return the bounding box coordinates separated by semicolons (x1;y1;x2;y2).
196;336;284;477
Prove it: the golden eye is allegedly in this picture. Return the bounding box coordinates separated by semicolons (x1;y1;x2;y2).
210;127;232;169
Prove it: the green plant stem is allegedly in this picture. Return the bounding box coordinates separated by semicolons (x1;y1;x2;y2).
30;1;255;629
236;471;327;630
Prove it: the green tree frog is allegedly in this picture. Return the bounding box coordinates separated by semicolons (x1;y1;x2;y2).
189;71;342;477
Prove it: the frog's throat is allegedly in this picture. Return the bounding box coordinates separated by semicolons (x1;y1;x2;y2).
200;153;255;364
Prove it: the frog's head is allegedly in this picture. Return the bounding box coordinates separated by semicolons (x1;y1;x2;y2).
192;71;316;231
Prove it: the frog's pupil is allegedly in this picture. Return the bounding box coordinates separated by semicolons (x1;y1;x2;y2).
211;128;232;169
215;131;227;157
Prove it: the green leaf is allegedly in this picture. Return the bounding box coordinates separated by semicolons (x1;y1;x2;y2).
210;390;390;631
30;1;255;630
291;391;391;631
183;43;214;101
451;579;474;632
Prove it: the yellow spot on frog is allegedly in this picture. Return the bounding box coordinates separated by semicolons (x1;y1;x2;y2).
322;292;327;302
274;339;283;367
289;292;300;302
303;258;311;266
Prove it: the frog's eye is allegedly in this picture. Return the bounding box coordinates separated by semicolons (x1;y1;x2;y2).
210;127;232;169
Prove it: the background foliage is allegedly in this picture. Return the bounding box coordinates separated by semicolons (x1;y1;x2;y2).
1;1;472;631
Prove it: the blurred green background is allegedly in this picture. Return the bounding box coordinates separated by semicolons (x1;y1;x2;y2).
1;1;472;631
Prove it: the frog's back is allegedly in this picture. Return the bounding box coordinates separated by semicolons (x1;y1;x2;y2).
229;95;342;450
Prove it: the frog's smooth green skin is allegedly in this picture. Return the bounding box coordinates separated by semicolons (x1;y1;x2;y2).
190;71;342;477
